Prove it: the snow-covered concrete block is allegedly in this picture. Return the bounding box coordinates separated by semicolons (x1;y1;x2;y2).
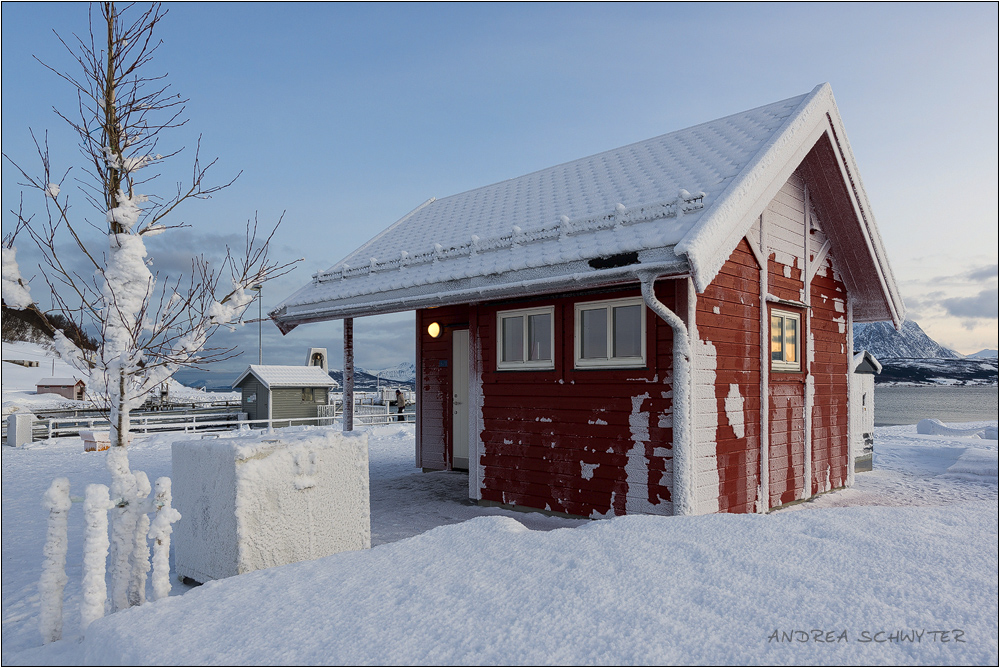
6;413;34;447
80;430;111;452
172;427;370;583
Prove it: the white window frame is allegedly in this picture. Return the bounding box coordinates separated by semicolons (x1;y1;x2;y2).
574;297;646;369
496;306;555;370
770;308;802;372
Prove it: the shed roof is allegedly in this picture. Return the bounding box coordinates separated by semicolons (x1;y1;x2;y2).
273;83;903;330
232;365;338;390
37;378;84;386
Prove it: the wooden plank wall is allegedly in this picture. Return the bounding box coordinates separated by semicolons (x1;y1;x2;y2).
696;239;762;514
475;284;678;518
810;256;850;492
766;176;808;507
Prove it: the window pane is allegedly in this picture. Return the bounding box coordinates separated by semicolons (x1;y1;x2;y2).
528;313;551;361
784;317;797;363
770;315;783;361
613;305;641;358
502;316;523;362
581;308;608;359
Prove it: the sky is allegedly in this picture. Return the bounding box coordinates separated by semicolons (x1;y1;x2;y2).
2;2;997;379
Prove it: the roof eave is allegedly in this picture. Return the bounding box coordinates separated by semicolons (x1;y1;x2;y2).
273;252;689;327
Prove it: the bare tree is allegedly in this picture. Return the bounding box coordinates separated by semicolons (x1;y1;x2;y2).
3;2;296;611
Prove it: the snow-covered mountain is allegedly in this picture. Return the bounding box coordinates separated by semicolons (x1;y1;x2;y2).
852;320;962;359
967;349;999;359
358;362;417;383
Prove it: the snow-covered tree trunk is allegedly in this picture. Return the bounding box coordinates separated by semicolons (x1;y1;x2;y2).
81;484;112;631
39;478;71;644
106;449;139;613
148;477;181;602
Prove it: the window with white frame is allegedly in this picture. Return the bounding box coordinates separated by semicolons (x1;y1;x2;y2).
574;297;646;368
770;309;801;371
497;306;555;370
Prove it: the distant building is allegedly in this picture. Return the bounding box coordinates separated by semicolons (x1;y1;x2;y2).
851;350;882;472
233;365;339;425
36;378;86;401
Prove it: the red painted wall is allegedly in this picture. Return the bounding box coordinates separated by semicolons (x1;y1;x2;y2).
697;239;762;514
809;257;850;492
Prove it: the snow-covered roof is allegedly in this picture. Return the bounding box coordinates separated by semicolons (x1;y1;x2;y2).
37;378;84;386
233;365;338;390
852;350;883;375
273;83;903;330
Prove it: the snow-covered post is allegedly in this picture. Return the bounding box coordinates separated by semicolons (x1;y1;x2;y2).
344;318;354;432
106;449;139;614
39;478;71;644
81;484;112;631
148;477;181;602
128;471;152;607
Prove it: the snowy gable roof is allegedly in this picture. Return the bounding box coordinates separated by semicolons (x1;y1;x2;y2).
233;365;338;390
273;83;902;329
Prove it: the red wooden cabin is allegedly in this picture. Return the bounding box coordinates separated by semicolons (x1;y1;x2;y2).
273;84;903;517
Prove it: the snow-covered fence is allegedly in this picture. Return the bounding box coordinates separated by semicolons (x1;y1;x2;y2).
38;472;181;642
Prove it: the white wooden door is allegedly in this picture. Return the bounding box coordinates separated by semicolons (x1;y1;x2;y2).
452;329;470;469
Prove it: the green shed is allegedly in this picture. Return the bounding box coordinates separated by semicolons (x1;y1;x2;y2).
233;365;339;426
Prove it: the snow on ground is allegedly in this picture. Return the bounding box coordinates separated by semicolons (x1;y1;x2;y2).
2;341;239;414
2;422;997;665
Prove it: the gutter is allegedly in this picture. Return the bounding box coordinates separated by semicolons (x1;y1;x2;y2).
637;271;693;516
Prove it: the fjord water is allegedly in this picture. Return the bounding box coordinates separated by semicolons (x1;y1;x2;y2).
875;385;999;426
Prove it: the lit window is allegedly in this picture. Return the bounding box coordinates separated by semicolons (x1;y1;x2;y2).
770;309;801;371
497;307;555;370
575;297;646;368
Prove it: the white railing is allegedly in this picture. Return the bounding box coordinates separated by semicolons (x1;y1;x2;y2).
39;411;247;440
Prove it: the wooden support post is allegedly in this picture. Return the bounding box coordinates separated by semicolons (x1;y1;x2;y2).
343;318;354;432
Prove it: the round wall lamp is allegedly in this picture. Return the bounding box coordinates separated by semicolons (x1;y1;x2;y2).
427;322;441;338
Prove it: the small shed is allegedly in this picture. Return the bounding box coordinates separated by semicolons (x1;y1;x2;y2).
233;365;339;426
851;350;882;472
36;377;86;401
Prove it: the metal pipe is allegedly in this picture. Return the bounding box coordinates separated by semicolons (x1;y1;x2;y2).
638;272;693;516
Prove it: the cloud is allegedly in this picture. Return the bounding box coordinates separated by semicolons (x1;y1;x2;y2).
941;289;999;319
965;264;999;283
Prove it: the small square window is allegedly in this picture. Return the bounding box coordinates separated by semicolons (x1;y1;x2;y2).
770;309;801;371
575;297;646;368
302;387;314;402
497;307;555;370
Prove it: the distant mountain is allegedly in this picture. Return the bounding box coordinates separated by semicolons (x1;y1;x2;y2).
967;349;999;359
852;320;962;359
328;368;415;392
873;358;998;386
358;362;417;383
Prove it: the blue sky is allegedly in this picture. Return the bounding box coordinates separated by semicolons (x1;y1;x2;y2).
3;2;997;376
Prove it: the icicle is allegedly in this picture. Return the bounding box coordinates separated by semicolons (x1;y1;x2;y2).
148;478;181;602
81;484;112;631
127;471;152;607
39;478;71;644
